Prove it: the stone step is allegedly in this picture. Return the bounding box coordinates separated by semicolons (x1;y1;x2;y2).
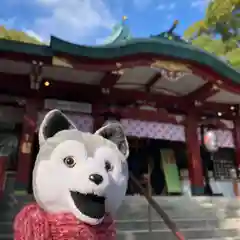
1;219;240;235
116;229;239;240
0;220;224;235
0;223;13;235
3;207;237;221
1;226;239;240
116;218;240;231
1;207;240;222
0;234;11;240
117;197;240;220
3;196;240;219
122;196;240;207
1;235;240;240
116;207;240;220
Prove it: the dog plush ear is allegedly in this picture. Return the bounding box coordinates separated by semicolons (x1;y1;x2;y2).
39;109;77;145
95;122;129;158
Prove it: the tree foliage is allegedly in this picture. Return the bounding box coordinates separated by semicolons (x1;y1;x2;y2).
191;35;226;56
184;0;240;69
0;26;43;45
226;48;240;68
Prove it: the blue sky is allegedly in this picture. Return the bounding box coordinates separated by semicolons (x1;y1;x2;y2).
0;0;210;45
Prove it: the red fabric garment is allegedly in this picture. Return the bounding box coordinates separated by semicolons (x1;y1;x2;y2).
14;203;116;240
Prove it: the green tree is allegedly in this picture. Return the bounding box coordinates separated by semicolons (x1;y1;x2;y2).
205;0;240;39
185;0;240;42
226;48;240;68
0;26;43;45
184;0;240;68
191;35;226;56
0;26;70;66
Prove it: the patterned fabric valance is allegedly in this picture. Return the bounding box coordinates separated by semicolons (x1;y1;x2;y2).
120;119;185;142
37;115;235;148
121;119;234;148
37;112;93;133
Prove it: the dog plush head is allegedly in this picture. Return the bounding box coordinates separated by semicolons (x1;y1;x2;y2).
33;109;129;225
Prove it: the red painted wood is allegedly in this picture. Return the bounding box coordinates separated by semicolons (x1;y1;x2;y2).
0;157;7;198
191;65;240;95
54;52;240;94
0;52;52;64
233;117;240;168
92;104;179;124
200;118;229;129
185;113;204;191
185;82;220;102
92;104;105;131
121;108;178;123
1;49;240;94
0;73;236;120
100;72;121;88
145;73;162;92
15;98;42;192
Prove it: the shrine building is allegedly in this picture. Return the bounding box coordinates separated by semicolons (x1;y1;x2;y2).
0;19;240;197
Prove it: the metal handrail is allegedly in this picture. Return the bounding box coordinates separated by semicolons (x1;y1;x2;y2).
130;173;186;240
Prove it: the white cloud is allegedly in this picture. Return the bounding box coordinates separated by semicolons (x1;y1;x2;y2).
24;29;44;42
169;3;176;10
133;0;152;10
0;18;47;42
191;0;211;10
31;0;116;43
156;2;176;11
156;4;166;10
95;37;107;45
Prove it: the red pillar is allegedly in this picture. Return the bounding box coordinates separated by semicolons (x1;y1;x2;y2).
15;98;42;194
92;104;104;132
0;156;8;198
185;113;204;195
93;114;104;132
233;117;240;168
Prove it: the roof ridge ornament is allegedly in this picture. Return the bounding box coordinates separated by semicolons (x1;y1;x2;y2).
151;20;189;44
103;16;132;45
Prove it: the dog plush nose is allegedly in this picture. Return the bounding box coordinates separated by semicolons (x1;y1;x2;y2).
89;174;103;185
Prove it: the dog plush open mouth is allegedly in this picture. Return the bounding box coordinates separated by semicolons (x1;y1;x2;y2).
70;191;105;219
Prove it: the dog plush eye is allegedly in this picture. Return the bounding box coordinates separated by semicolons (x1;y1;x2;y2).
63;156;76;168
105;160;113;172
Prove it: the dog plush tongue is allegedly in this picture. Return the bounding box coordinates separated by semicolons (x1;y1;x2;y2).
14;204;116;240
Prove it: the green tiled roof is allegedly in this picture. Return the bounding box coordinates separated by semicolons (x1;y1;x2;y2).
0;39;51;56
0;33;239;85
50;36;240;84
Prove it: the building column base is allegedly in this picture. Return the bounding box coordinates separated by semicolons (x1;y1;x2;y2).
191;186;205;196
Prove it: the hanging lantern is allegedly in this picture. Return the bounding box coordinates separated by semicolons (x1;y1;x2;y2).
203;130;218;152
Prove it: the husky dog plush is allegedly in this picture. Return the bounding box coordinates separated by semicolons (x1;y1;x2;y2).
14;109;129;240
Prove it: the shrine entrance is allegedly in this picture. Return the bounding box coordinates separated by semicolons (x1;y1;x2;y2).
126;137;188;196
0;107;23;172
